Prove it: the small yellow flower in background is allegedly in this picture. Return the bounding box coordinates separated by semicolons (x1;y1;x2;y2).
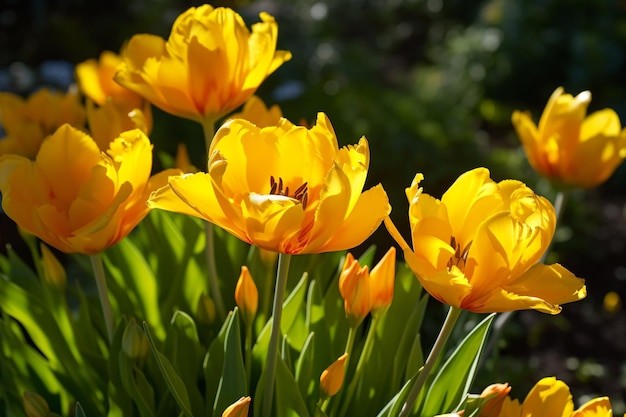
196;293;217;325
121;318;150;359
0;88;85;158
76;50;153;150
320;353;348;399
175;142;198;173
386;167;586;314
114;5;292;125
222;396;251;417
0;124;178;254
75;50;145;109
148;112;390;254
512;86;626;189
39;243;67;290
229;95;283;128
478;383;511;417
369;246;396;316
602;291;621;314
339;253;372;327
235;266;259;325
498;377;613;417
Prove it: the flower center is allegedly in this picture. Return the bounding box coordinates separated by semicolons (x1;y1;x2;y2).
269;176;309;209
447;236;472;271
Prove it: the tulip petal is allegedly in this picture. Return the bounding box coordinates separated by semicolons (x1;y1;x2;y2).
441;168;502;246
573;397;612;417
315;184;390;253
522;377;574;417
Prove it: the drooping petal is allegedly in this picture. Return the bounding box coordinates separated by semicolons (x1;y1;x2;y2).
521;377;574;417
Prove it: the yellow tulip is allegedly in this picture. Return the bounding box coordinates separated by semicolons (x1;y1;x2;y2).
0;88;85;158
0;124;177;254
148;112;390;254
512;87;626;189
114;5;292;125
86;101;152;151
369;246;396;316
385;167;586;314
75;50;145;109
229;95;283;128
320;353;348;399
339;253;372;327
235;266;259;325
498;377;613;417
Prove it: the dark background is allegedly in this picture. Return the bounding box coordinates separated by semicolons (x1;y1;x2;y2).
1;0;625;413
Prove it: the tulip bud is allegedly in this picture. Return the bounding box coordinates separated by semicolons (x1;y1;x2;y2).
222;396;251;417
39;243;66;290
122;318;149;359
235;266;258;326
22;391;50;417
603;291;621;315
320;353;348;399
338;253;371;328
196;292;217;325
176;142;198;173
478;383;511;417
369;247;396;316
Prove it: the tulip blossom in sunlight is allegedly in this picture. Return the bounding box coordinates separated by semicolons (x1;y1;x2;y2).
228;95;283;128
148;112;390;254
114;5;292;125
385;167;586;314
0;124;178;254
512;87;626;189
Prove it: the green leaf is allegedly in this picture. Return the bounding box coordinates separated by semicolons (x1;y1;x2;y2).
419;313;495;416
75;402;87;417
281;272;309;351
203;311;233;413
143;322;194;417
275;355;311;417
213;309;247;417
294;332;316;414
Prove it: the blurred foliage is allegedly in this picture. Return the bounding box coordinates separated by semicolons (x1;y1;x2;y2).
1;0;626;414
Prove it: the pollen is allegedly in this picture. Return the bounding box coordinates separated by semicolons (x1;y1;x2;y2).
446;236;472;271
269;176;309;209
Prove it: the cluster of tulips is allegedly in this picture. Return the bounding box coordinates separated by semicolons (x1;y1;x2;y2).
0;3;625;417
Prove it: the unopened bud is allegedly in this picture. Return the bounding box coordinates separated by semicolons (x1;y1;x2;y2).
196;293;217;325
339;253;371;327
369;247;396;316
320;353;348;399
222;396;251;417
122;319;149;359
478;383;511;417
235;266;258;326
23;391;50;417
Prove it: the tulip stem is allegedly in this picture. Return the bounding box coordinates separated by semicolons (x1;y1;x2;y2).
204;222;226;321
262;252;292;417
89;254;115;343
200;118;227;321
244;321;253;391
398;306;462;417
338;315;381;417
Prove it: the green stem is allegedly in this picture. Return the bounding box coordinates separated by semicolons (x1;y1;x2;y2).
199;118;226;321
204;222;226;321
398;306;462;417
338;315;381;417
316;398;330;416
245;321;253;391
89;254;115;343
262;252;292;417
328;325;360;416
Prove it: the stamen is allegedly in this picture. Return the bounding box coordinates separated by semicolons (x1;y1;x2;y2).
446;236;472;270
268;176;309;209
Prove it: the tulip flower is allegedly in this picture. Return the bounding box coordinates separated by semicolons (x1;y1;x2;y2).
0;124;177;254
320;353;348;399
229;95;283;128
339;253;372;327
39;243;67;290
148;112;390;254
85;101;152;151
498;377;613;417
512;87;626;189
235;266;259;325
385;167;586;314
478;383;511;417
114;5;292;126
369;246;396;316
76;50;145;110
0;88;85;158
